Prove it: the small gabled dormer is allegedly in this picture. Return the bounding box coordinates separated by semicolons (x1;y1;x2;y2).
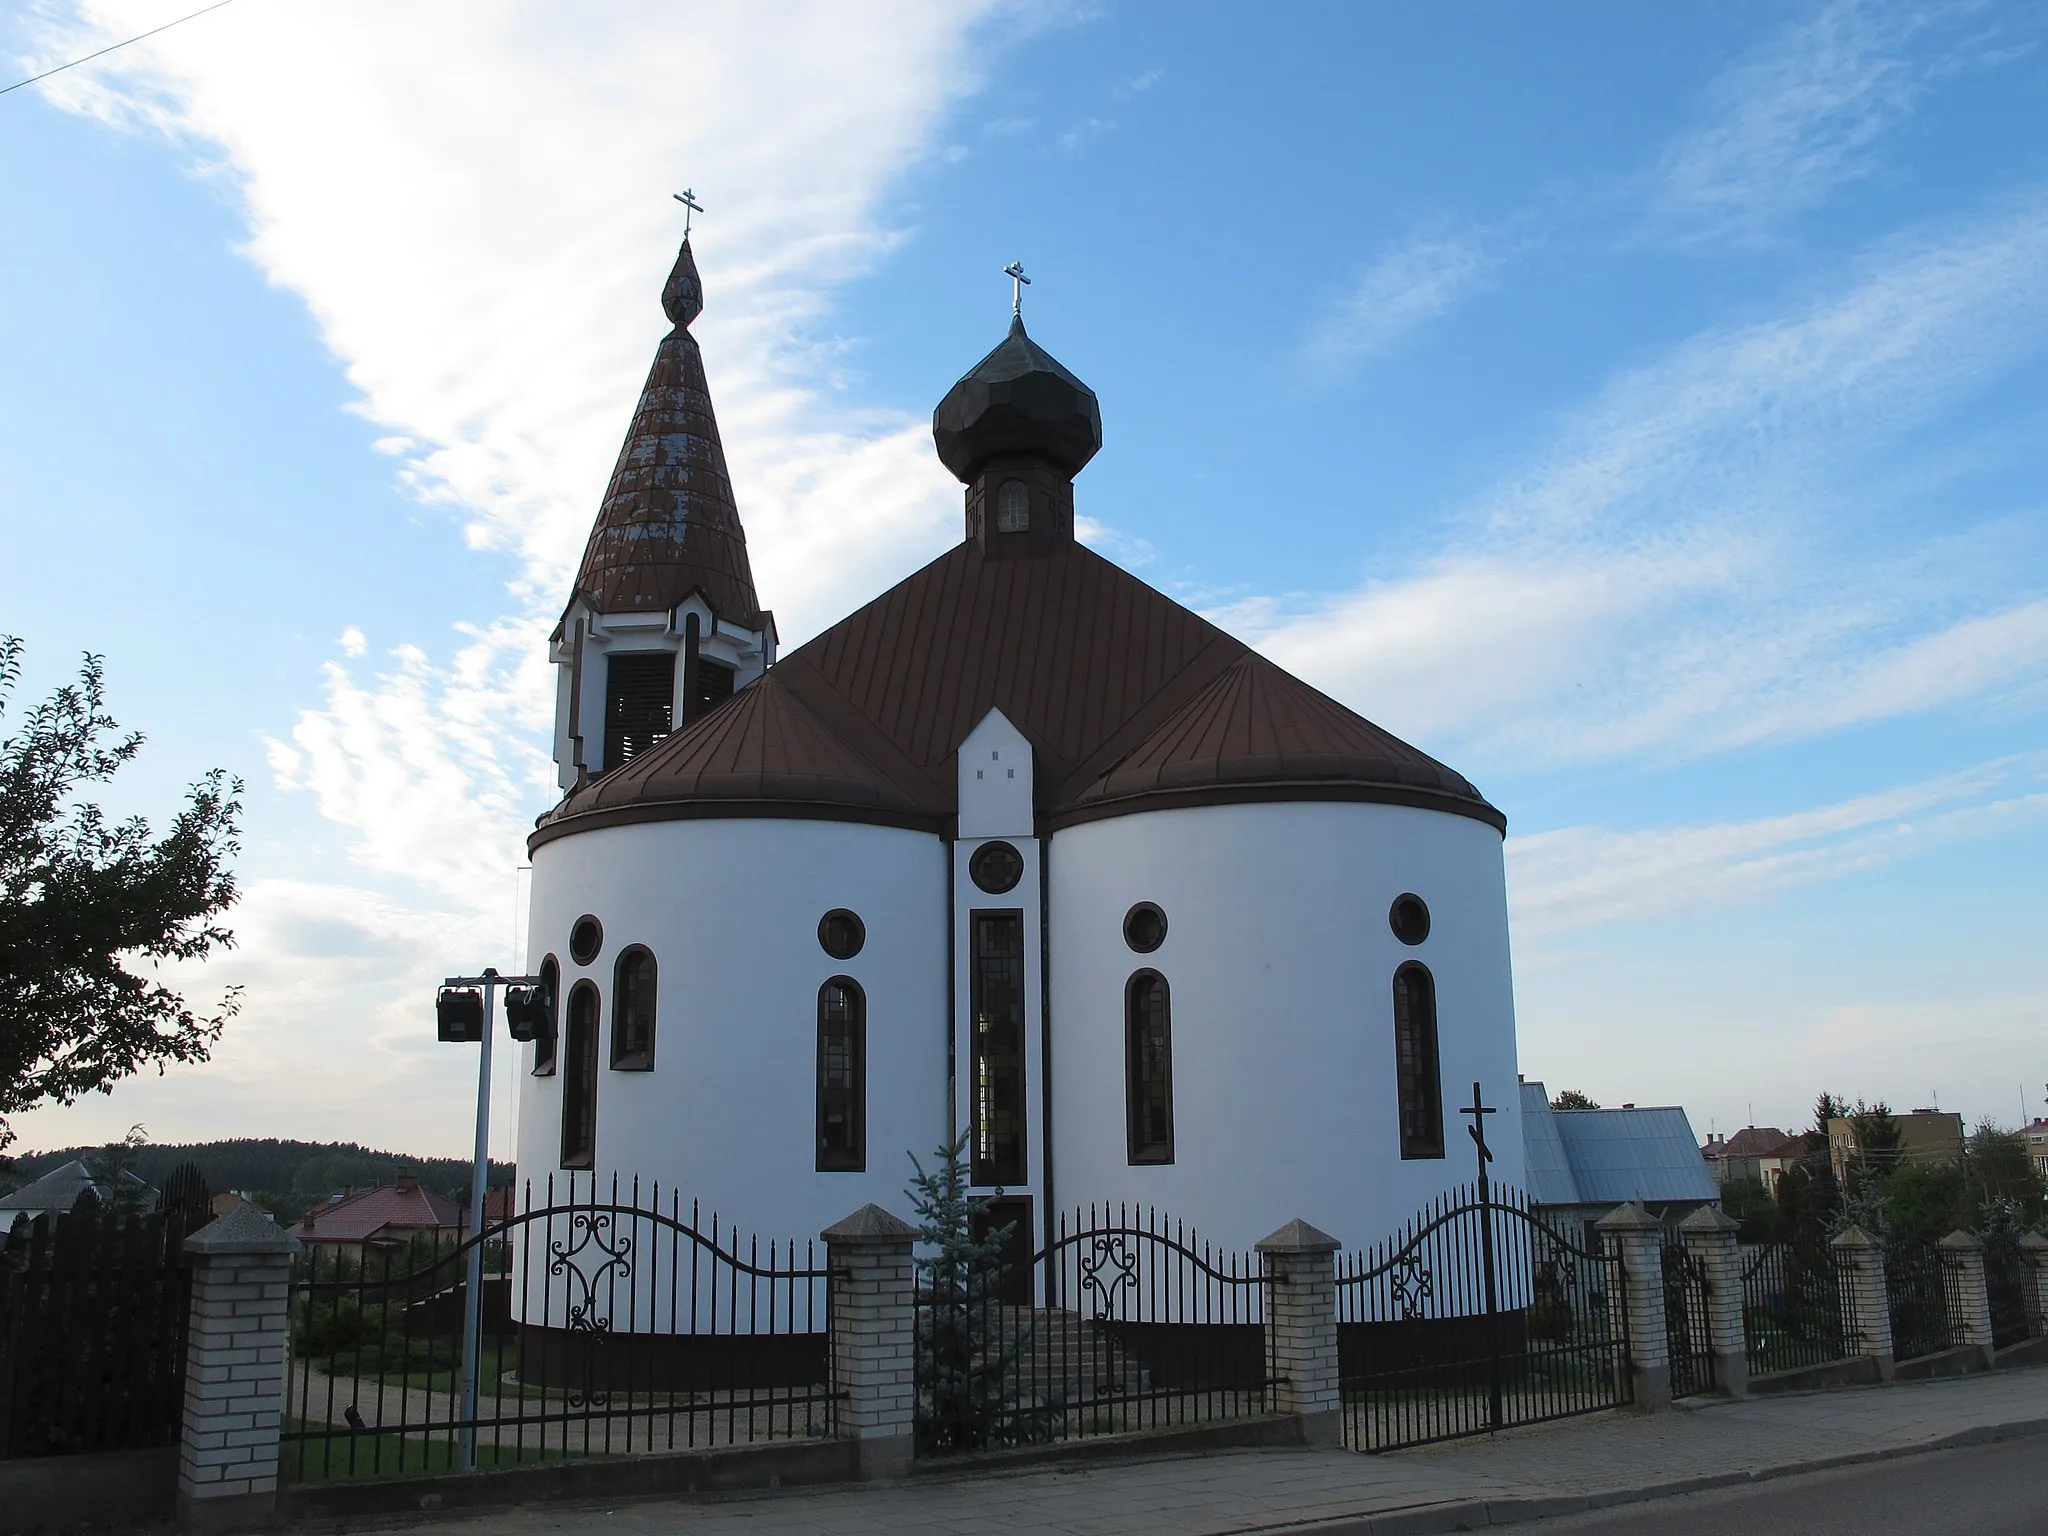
957;707;1035;839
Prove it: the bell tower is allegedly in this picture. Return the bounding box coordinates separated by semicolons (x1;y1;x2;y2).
550;231;777;790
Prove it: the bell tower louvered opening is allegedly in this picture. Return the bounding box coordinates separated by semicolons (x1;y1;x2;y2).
603;651;675;769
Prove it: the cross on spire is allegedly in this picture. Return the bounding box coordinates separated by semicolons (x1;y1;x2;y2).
1459;1080;1496;1187
672;188;703;239
1003;260;1030;319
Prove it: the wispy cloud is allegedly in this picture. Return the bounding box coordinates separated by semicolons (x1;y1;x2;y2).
23;0;995;1152
1114;68;1162;98
1646;0;2033;245
1059;114;1115;151
1508;756;2048;938
1299;230;1498;380
1251;190;2048;768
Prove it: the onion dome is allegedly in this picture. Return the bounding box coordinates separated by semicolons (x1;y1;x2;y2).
572;238;761;624
933;315;1102;484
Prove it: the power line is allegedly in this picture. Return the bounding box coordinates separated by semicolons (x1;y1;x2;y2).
1;0;238;99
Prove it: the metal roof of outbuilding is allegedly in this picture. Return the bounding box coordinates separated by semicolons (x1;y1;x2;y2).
1519;1081;1717;1207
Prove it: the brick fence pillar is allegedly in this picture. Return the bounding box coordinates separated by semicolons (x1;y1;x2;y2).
1596;1201;1669;1410
1830;1225;1895;1380
2020;1232;2048;1339
177;1204;299;1531
1678;1205;1747;1397
1939;1230;1996;1368
1256;1219;1342;1447
823;1204;918;1481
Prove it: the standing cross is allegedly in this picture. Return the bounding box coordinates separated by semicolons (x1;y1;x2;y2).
1003;260;1030;318
1460;1080;1496;1185
672;188;704;238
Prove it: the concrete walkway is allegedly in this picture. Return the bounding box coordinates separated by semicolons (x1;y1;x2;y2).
344;1369;2048;1535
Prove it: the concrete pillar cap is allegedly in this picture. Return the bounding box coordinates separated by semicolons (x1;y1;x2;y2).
1938;1229;1985;1252
184;1203;301;1256
1830;1224;1882;1251
1679;1204;1741;1234
1256;1218;1340;1255
822;1204;917;1245
2018;1231;2048;1252
1595;1200;1661;1234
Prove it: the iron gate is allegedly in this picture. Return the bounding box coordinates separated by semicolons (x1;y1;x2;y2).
913;1204;1271;1455
284;1177;833;1483
1983;1230;2031;1351
1885;1237;1958;1363
1740;1241;1849;1377
0;1208;194;1458
1335;1184;1630;1451
1660;1240;1715;1399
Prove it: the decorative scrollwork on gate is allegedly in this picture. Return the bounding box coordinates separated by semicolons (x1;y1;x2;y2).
550;1211;634;1409
1388;1251;1434;1320
1078;1232;1140;1312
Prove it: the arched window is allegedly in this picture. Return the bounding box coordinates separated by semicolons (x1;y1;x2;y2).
816;978;866;1172
532;954;560;1077
1125;970;1174;1165
1392;963;1443;1159
561;982;600;1169
610;947;656;1069
995;478;1030;533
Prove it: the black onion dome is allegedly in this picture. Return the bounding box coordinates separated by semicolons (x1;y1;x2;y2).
933;314;1102;484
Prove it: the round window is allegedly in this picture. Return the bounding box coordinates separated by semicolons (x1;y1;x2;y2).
1389;893;1431;946
968;840;1024;894
569;914;604;965
1123;902;1167;954
818;908;866;961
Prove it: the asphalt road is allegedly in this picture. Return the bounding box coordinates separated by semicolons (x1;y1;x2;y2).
1517;1434;2048;1535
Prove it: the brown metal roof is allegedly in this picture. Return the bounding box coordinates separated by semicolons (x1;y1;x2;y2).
534;538;1502;846
572;238;762;626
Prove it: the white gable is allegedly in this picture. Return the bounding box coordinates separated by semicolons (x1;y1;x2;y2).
957;708;1033;839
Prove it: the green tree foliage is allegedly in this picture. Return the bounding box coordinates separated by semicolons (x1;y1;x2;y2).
83;1122;153;1214
1717;1176;1780;1242
0;640;242;1151
1550;1088;1599;1110
906;1133;1029;1451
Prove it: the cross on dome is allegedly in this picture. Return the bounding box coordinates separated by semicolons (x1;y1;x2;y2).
1003;260;1030;319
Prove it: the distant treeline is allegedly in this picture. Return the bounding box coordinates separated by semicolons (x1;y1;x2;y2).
3;1139;513;1219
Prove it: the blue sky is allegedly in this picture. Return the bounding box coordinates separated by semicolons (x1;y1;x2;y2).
3;0;2045;1159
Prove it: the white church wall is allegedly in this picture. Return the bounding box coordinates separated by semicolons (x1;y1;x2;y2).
515;817;949;1301
1046;800;1523;1258
956;709;1034;841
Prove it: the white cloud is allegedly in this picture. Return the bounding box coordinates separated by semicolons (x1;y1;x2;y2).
1647;0;2031;245
1248;191;2048;769
1506;756;2048;938
1300;232;1496;380
21;0;998;1153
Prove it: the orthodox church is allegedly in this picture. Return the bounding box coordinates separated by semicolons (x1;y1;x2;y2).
513;237;1524;1253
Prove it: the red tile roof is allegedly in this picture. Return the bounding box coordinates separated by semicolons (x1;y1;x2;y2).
293;1183;462;1246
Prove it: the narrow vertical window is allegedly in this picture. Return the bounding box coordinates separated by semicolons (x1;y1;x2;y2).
1125;971;1174;1165
561;982;600;1169
970;911;1027;1186
816;979;866;1172
610;947;657;1069
1393;963;1444;1159
995;478;1030;533
532;954;560;1077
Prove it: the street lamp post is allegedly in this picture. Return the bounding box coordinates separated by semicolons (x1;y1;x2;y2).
436;967;550;1471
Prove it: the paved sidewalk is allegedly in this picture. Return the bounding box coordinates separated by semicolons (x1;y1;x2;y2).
352;1369;2048;1535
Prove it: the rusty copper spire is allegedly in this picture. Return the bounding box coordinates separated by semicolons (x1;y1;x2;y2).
572;234;761;624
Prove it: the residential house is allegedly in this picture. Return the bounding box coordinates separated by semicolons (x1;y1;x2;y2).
0;1159;157;1228
292;1174;463;1260
1827;1110;1964;1184
1700;1126;1807;1193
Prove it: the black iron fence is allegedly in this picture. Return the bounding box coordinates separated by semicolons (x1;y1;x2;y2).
1659;1240;1715;1399
1740;1242;1850;1377
0;1208;194;1459
1983;1231;2031;1351
283;1177;832;1483
913;1204;1271;1455
1335;1184;1630;1452
1885;1237;1959;1362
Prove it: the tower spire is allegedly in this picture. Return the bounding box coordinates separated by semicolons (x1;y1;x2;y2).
572;220;759;624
